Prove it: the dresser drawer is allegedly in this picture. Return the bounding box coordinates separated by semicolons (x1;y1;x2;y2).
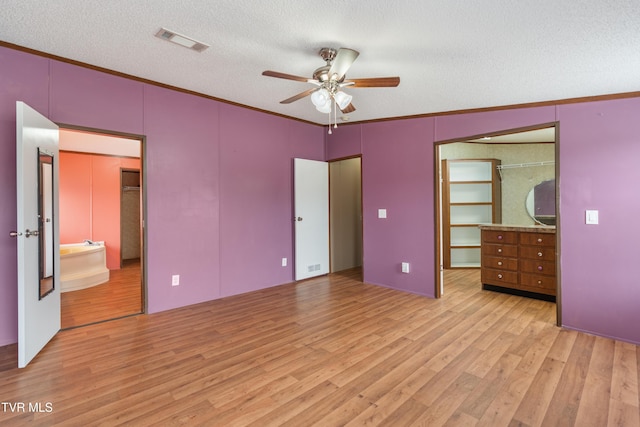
482;243;518;258
520;273;557;295
482;255;518;271
481;268;518;285
519;232;554;247
482;230;517;244
520;259;556;275
519;245;555;261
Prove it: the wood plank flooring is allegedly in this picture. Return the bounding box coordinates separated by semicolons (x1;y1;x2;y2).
60;259;142;329
1;269;638;426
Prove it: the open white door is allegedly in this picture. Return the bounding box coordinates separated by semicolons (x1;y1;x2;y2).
294;158;329;280
14;102;60;368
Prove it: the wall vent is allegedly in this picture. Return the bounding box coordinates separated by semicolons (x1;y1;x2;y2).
154;28;209;53
307;264;322;273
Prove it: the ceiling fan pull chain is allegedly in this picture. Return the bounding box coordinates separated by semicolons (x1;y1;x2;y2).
328;99;333;134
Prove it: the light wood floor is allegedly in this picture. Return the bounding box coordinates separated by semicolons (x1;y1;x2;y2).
60;259;142;329
1;269;638;426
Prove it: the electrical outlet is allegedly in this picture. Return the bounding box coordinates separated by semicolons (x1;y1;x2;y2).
401;262;410;273
172;274;180;286
282;257;287;267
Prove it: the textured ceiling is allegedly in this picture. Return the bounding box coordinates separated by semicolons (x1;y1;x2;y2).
1;1;639;125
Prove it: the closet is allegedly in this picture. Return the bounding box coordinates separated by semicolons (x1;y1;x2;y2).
441;159;501;268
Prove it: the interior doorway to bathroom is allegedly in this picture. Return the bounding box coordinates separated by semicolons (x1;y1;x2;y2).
58;127;145;329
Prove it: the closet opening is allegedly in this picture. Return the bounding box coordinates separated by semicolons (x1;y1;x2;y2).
329;156;363;279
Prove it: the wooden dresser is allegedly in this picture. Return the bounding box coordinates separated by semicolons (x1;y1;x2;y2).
479;224;556;300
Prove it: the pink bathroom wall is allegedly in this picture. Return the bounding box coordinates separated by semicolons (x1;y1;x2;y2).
59;152;141;270
91;155;141;270
91;155;123;270
59;152;92;244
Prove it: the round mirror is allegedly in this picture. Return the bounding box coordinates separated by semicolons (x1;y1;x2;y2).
525;179;556;226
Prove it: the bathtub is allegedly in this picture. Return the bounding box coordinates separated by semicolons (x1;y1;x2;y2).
60;242;110;292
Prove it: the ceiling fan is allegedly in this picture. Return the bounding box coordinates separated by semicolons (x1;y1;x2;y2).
262;47;400;116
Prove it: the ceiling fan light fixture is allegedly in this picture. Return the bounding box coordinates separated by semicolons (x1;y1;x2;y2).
315;100;332;114
310;88;330;108
334;90;353;110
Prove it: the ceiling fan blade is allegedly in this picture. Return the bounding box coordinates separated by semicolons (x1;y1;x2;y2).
329;48;359;80
262;70;310;83
280;88;316;104
340;103;356;114
344;77;400;88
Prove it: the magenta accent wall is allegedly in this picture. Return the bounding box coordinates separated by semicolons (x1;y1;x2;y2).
0;46;325;345
361;119;436;295
558;98;640;344
328;103;640;345
433;106;557;141
0;48;50;346
50;61;144;134
218;104;325;297
2;45;640;347
143;84;222;312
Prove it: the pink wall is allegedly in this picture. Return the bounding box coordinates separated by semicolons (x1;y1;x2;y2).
59;153;91;244
0;46;326;344
218;104;324;297
558;98;640;343
2;44;640;347
59;151;140;270
0;48;50;347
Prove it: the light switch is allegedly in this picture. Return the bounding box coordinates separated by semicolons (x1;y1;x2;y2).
401;262;410;273
585;210;599;225
378;209;387;219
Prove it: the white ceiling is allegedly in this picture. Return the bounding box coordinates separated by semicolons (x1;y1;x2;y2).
1;1;639;125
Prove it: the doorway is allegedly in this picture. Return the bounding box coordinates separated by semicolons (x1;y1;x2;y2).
329;156;363;276
435;125;559;320
58;128;145;328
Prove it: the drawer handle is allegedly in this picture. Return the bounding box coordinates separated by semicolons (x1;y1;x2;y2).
537;280;542;285
498;274;503;279
498;261;502;266
538;265;543;271
537;238;543;243
538;252;543;257
497;248;502;253
498;235;503;240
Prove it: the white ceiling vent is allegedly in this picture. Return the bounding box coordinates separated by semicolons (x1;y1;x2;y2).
155;28;209;53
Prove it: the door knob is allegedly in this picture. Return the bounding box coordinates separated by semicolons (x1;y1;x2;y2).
9;231;22;237
294;217;303;222
25;229;39;238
